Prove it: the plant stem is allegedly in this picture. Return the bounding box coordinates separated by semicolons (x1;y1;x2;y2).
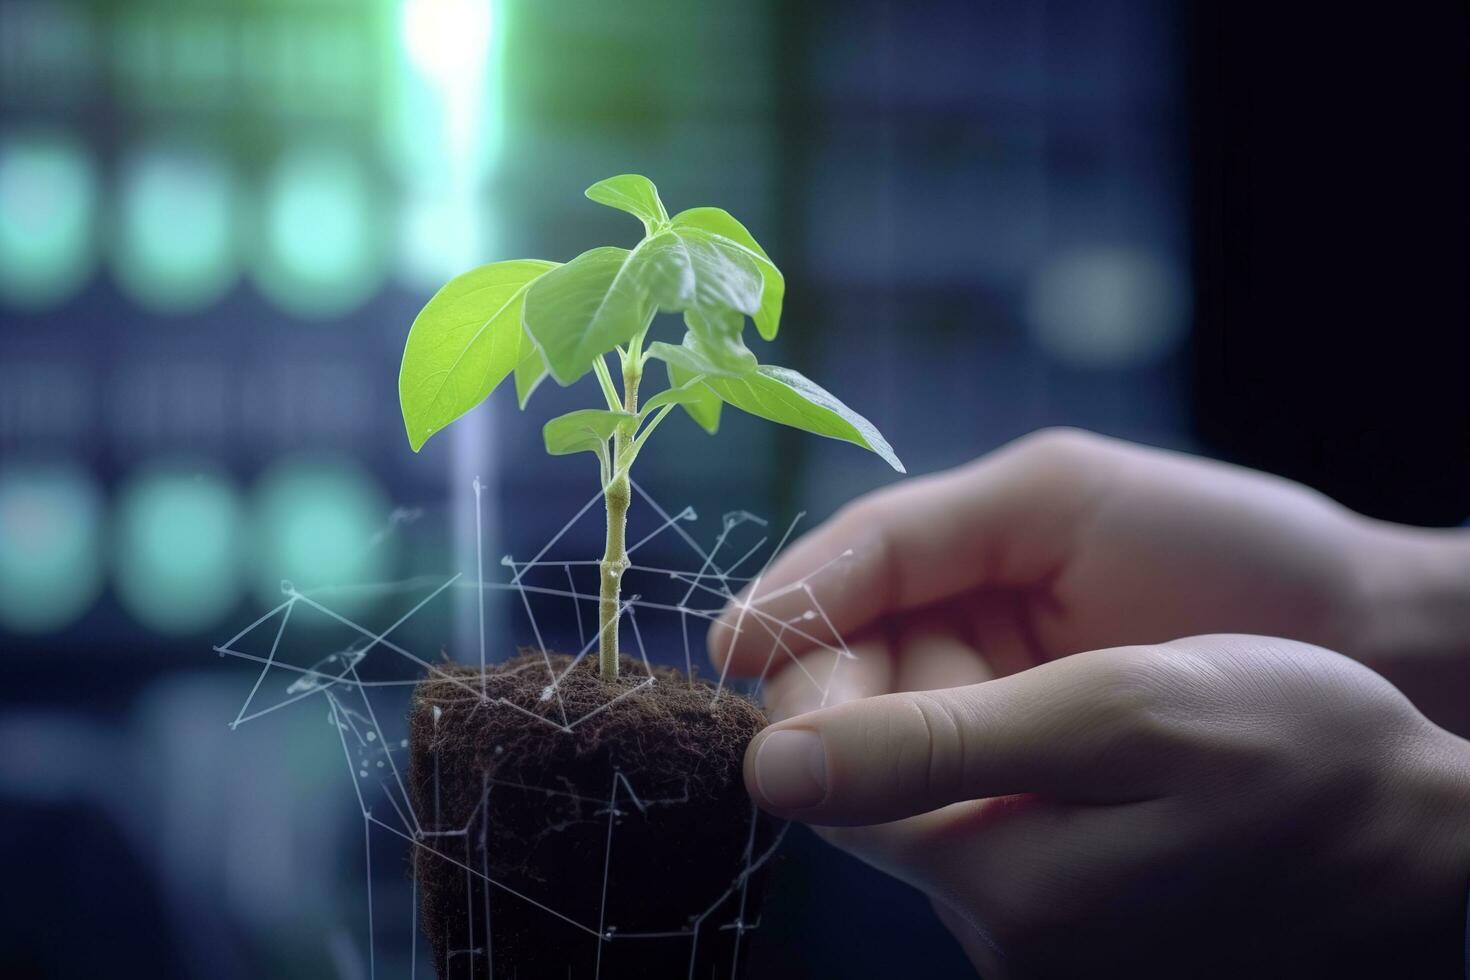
598;357;642;679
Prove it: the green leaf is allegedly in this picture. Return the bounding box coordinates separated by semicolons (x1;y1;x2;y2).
639;378;711;415
585;174;668;234
542;409;636;458
513;327;546;409
399;258;558;452
671;207;784;340
705;365;905;472
681;309;758;375
639;227;763;321
663;359;721;434
522;246;655;386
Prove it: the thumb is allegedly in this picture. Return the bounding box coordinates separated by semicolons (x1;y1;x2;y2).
744;646;1174;825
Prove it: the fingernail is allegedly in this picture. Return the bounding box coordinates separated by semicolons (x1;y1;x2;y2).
754;729;827;809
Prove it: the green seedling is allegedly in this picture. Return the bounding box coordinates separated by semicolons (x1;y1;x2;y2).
399;174;902;679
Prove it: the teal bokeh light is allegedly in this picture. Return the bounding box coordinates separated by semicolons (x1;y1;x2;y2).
114;462;245;635
0;463;104;634
252;144;385;318
113;145;240;314
251;457;390;610
0;131;98;310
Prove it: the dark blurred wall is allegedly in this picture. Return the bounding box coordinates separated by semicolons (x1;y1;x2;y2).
1190;2;1470;526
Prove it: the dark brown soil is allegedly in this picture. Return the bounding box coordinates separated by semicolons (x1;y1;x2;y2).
408;652;777;979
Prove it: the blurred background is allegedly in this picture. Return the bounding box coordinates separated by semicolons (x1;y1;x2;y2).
1;1;1465;977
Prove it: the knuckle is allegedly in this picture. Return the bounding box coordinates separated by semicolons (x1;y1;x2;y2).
832;483;899;528
878;692;965;805
1080;650;1191;751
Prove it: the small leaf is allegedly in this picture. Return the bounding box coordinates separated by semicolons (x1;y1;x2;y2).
646;330;752;379
523;246;656;386
681;309;758;375
663;359;721;434
399;258;558;452
585;174;668;234
672;207;784;340
705;365;904;472
513;327;546;409
542;409;636;457
639;378;711;415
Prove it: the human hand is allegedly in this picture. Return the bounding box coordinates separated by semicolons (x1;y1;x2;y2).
709;429;1470;725
744;635;1470;977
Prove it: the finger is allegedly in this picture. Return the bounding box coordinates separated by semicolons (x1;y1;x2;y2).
709;429;1113;676
963;589;1051;678
760;632;894;722
744;645;1172;824
891;600;996;693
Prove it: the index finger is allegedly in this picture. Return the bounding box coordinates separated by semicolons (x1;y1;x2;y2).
708;429;1110;676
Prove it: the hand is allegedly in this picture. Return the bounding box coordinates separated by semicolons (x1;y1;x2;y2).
744;635;1470;977
709;429;1470;728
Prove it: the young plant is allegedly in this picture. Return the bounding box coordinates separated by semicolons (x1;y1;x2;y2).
399;175;902;680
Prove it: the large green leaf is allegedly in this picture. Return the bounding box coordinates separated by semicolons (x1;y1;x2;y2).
585;174;668;234
671;207;784;340
662;358;721;434
522;246;655;386
399;258;558;452
542;409;635;458
705;366;905;472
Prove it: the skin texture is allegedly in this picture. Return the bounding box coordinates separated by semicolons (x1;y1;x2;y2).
709;430;1470;977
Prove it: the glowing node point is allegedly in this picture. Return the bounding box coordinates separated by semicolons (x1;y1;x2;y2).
431;705;443;725
802;610;816;621
279;579;295;595
539;685;553;701
365;731;376;741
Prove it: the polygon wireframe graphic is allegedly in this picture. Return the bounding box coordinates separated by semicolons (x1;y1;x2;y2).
216;479;860;978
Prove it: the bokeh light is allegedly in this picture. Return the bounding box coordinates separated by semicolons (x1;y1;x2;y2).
251;456;391;610
1025;246;1189;369
0;130;98;310
0;462;104;634
113;462;245;635
112;144;240;314
251;144;385;318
